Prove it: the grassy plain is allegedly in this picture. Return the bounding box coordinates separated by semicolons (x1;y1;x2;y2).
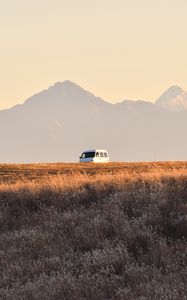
0;162;187;299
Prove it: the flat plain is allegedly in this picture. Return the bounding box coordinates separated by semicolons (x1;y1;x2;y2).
0;162;187;299
0;161;187;184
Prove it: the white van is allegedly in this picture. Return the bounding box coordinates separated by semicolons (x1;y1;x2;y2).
79;149;109;163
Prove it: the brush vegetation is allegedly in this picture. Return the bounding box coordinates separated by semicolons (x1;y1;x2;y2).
0;162;187;300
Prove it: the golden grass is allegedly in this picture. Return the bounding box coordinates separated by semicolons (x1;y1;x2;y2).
0;162;186;193
0;161;187;184
0;162;186;299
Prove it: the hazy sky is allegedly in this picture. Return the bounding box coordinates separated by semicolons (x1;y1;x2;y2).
1;0;187;109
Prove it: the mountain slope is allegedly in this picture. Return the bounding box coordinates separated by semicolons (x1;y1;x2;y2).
0;81;187;162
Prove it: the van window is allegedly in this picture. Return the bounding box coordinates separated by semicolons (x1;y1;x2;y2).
100;152;104;158
104;152;108;157
96;152;99;157
81;152;95;158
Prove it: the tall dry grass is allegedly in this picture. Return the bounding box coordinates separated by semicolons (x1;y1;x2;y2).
0;166;187;299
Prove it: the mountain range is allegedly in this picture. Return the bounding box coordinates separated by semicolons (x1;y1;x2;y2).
0;81;187;163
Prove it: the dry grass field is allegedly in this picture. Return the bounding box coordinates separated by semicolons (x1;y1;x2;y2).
0;162;187;300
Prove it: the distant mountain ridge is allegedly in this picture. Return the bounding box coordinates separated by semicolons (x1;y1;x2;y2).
0;81;187;163
3;81;187;112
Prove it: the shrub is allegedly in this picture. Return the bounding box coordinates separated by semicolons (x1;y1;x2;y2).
0;165;186;299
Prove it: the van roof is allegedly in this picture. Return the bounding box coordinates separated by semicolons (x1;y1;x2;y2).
83;149;108;153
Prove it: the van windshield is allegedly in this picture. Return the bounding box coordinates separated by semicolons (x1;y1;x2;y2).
81;152;95;158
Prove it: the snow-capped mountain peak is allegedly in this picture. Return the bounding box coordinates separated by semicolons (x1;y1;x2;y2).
155;85;187;112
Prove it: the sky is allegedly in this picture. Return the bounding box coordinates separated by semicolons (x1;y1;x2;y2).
0;0;187;109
